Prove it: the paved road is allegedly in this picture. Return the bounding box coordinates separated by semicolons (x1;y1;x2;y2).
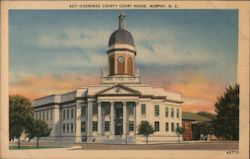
75;142;238;150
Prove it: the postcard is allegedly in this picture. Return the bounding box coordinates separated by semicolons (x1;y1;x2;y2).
0;1;249;159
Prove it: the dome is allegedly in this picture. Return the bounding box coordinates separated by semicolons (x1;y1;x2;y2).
108;29;135;47
108;14;135;47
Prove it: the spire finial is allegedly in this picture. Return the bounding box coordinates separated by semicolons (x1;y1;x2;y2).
119;13;125;29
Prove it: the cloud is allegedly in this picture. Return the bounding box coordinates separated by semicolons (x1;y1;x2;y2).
9;74;100;100
164;73;228;113
132;28;213;66
9;10;237;114
182;103;215;113
37;27;110;49
141;72;228;113
34;26;214;70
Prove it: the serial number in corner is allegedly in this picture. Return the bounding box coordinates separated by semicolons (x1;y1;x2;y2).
226;150;239;154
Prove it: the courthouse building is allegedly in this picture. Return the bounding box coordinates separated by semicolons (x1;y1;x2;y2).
32;14;183;144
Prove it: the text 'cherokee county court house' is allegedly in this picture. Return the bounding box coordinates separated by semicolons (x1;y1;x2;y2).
32;14;183;144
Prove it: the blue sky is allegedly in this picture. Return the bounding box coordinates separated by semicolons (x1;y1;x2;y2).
9;10;238;112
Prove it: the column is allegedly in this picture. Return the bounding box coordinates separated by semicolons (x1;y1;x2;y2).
98;102;102;135
75;100;82;142
53;105;60;141
110;102;115;137
134;102;136;134
123;102;127;137
87;99;93;142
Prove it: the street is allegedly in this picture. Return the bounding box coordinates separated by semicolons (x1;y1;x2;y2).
76;142;238;150
10;141;238;150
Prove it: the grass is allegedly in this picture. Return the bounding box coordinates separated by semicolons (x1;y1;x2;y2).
9;145;66;150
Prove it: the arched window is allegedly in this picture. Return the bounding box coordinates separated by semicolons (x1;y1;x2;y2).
117;56;125;74
109;56;114;75
127;57;133;75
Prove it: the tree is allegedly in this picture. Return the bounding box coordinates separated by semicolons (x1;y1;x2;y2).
25;117;36;142
27;120;51;148
194;122;214;140
212;84;239;140
137;121;155;144
9;95;33;149
175;127;184;143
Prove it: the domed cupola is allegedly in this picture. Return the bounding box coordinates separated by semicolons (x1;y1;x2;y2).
101;14;141;84
107;14;136;55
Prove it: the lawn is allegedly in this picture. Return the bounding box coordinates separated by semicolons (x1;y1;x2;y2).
9;145;66;150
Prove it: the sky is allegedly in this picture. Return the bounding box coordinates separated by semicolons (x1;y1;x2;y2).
9;10;238;113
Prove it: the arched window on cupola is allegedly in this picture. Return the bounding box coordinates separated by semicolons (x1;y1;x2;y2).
109;56;114;75
117;56;125;75
127;57;133;75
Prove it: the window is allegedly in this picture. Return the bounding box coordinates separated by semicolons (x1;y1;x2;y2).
63;110;66;120
165;122;169;131
177;108;179;118
154;105;160;117
117;56;125;74
177;123;180;128
93;121;98;131
63;123;65;133
129;121;134;131
127;57;133;75
109;56;114;75
71;123;74;133
165;107;169;117
81;106;86;117
141;104;146;116
42;111;45;120
67;123;69;133
128;104;134;116
51;109;53;120
71;108;74;119
171;108;174;118
81;122;86;133
171;123;174;132
104;121;110;132
93;104;98;115
104;104;110;115
67;109;69;119
154;121;160;131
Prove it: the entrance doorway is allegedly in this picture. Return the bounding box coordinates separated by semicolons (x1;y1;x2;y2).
115;103;123;135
